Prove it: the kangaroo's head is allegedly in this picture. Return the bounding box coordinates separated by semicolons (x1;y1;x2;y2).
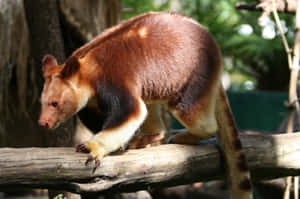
38;54;92;129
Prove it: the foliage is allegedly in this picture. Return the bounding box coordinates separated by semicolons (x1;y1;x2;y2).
54;194;67;199
182;0;295;91
122;0;170;19
122;0;296;91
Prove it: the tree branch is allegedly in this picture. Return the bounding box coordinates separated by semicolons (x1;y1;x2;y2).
236;0;297;14
1;133;300;194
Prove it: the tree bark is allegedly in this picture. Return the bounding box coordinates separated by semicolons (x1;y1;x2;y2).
0;133;300;194
60;0;121;41
236;0;297;14
0;0;34;147
23;0;76;147
0;0;121;148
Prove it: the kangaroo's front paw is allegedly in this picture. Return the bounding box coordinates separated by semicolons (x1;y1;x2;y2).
76;141;105;169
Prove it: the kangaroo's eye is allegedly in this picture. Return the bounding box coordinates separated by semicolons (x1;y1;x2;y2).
51;101;59;107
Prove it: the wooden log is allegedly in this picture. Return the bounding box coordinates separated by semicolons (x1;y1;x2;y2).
1;133;300;194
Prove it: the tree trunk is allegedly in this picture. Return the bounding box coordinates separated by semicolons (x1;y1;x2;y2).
23;0;76;147
60;0;121;41
0;0;121;146
0;0;35;147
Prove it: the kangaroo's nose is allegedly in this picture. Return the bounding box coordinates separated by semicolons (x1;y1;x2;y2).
38;118;50;128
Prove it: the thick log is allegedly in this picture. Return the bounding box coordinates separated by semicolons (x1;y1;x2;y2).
0;133;300;194
236;0;297;14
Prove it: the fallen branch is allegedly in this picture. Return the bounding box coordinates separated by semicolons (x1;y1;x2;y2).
1;133;300;194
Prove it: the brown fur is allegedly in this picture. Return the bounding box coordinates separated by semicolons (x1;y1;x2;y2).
61;56;80;78
39;12;252;199
233;139;243;150
129;104;167;149
42;55;63;77
237;154;249;172
72;12;221;103
239;179;252;191
215;87;252;198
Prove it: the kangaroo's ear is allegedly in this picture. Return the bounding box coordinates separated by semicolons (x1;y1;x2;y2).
61;56;80;78
42;54;58;75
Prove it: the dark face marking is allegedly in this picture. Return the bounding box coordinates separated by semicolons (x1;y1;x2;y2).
239;178;252;191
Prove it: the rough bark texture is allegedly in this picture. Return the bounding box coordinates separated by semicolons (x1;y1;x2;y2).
60;0;121;41
0;0;33;147
0;133;300;194
0;0;121;145
236;0;297;13
23;0;76;147
0;0;70;148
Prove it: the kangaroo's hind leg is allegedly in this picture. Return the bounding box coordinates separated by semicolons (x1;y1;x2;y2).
167;74;220;144
128;104;167;149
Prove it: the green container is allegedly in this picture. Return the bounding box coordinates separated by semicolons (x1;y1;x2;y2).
171;91;289;132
